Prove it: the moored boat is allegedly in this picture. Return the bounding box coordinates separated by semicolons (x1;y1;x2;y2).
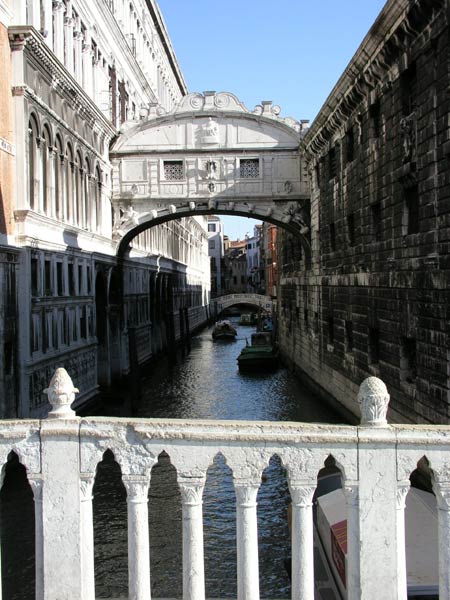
316;484;439;599
212;320;237;340
237;332;279;371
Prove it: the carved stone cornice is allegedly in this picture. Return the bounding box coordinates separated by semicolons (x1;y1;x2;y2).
302;0;446;160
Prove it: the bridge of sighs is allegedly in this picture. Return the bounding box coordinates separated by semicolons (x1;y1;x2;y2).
109;91;311;255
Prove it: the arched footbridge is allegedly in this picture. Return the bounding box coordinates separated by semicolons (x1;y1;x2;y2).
212;293;274;314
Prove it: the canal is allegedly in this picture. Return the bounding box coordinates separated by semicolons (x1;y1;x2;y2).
0;319;347;600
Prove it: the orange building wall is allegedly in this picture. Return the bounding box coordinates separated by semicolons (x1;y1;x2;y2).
0;22;15;236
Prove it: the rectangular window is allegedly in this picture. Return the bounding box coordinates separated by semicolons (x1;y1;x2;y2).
368;327;380;364
57;262;64;296
31;257;38;297
208;224;216;232
68;263;75;296
329;223;336;252
369;101;381;138
404;185;419;234
400;62;416;116
401;337;417;383
347;214;355;246
44;260;52;296
346;127;354;163
209;240;215;250
371;202;382;241
328;146;337;179
78;264;83;295
327;315;334;344
163;160;184;181
345;320;354;353
240;159;259;178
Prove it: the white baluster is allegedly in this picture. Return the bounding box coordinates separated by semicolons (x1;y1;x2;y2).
434;483;450;598
80;474;96;600
343;482;360;600
123;475;151;600
234;478;260;600
288;482;315;600
178;477;206;600
29;476;44;600
396;480;410;600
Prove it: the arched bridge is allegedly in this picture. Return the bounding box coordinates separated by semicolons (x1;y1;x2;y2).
109;91;310;256
212;293;274;314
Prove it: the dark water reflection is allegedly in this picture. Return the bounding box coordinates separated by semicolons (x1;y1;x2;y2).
0;320;346;599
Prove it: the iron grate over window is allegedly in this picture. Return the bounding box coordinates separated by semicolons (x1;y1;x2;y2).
163;160;184;181
240;159;259;178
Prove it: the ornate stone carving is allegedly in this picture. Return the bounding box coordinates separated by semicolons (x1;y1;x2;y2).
122;475;150;502
80;474;95;502
44;368;79;419
357;376;390;426
396;480;410;509
28;476;43;502
112;205;139;239
400;115;416;164
178;478;205;506
234;480;260;507
198;118;219;145
288;484;315;507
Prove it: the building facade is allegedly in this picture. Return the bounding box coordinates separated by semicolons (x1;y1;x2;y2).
207;215;224;297
2;0;210;417
278;0;450;424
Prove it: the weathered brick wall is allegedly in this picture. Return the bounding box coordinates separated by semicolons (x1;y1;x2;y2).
278;0;450;424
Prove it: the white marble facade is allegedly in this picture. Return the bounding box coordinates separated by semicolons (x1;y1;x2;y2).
5;0;211;416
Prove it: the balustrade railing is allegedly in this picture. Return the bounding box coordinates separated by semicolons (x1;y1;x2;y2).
1;369;449;599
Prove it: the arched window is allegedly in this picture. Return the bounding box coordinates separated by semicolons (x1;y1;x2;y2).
95;166;102;232
65;143;74;223
84;157;91;230
54;135;64;220
42;125;52;215
28;114;40;211
74;151;83;226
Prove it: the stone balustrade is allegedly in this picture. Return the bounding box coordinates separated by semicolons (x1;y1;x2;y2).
1;369;449;599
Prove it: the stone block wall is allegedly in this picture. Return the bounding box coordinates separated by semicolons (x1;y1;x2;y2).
278;0;450;424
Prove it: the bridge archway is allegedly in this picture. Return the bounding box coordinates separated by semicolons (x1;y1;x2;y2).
109;91;311;259
213;293;274;315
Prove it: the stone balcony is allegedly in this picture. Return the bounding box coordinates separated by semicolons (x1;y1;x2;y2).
2;370;449;599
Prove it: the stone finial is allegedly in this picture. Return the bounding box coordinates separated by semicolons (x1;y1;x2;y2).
357;376;390;426
44;368;79;419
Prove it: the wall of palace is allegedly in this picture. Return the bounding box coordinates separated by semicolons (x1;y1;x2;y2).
1;0;211;417
278;0;450;424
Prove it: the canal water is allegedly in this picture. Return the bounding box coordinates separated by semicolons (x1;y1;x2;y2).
0;319;347;600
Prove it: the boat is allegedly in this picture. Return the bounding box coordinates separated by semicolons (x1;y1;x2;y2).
237;332;279;371
212;320;237;340
316;484;439;599
239;313;252;325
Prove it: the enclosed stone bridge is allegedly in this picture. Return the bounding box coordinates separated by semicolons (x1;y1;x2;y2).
109;91;310;256
212;293;274;314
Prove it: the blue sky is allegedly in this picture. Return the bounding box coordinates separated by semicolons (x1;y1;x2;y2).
157;0;387;239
